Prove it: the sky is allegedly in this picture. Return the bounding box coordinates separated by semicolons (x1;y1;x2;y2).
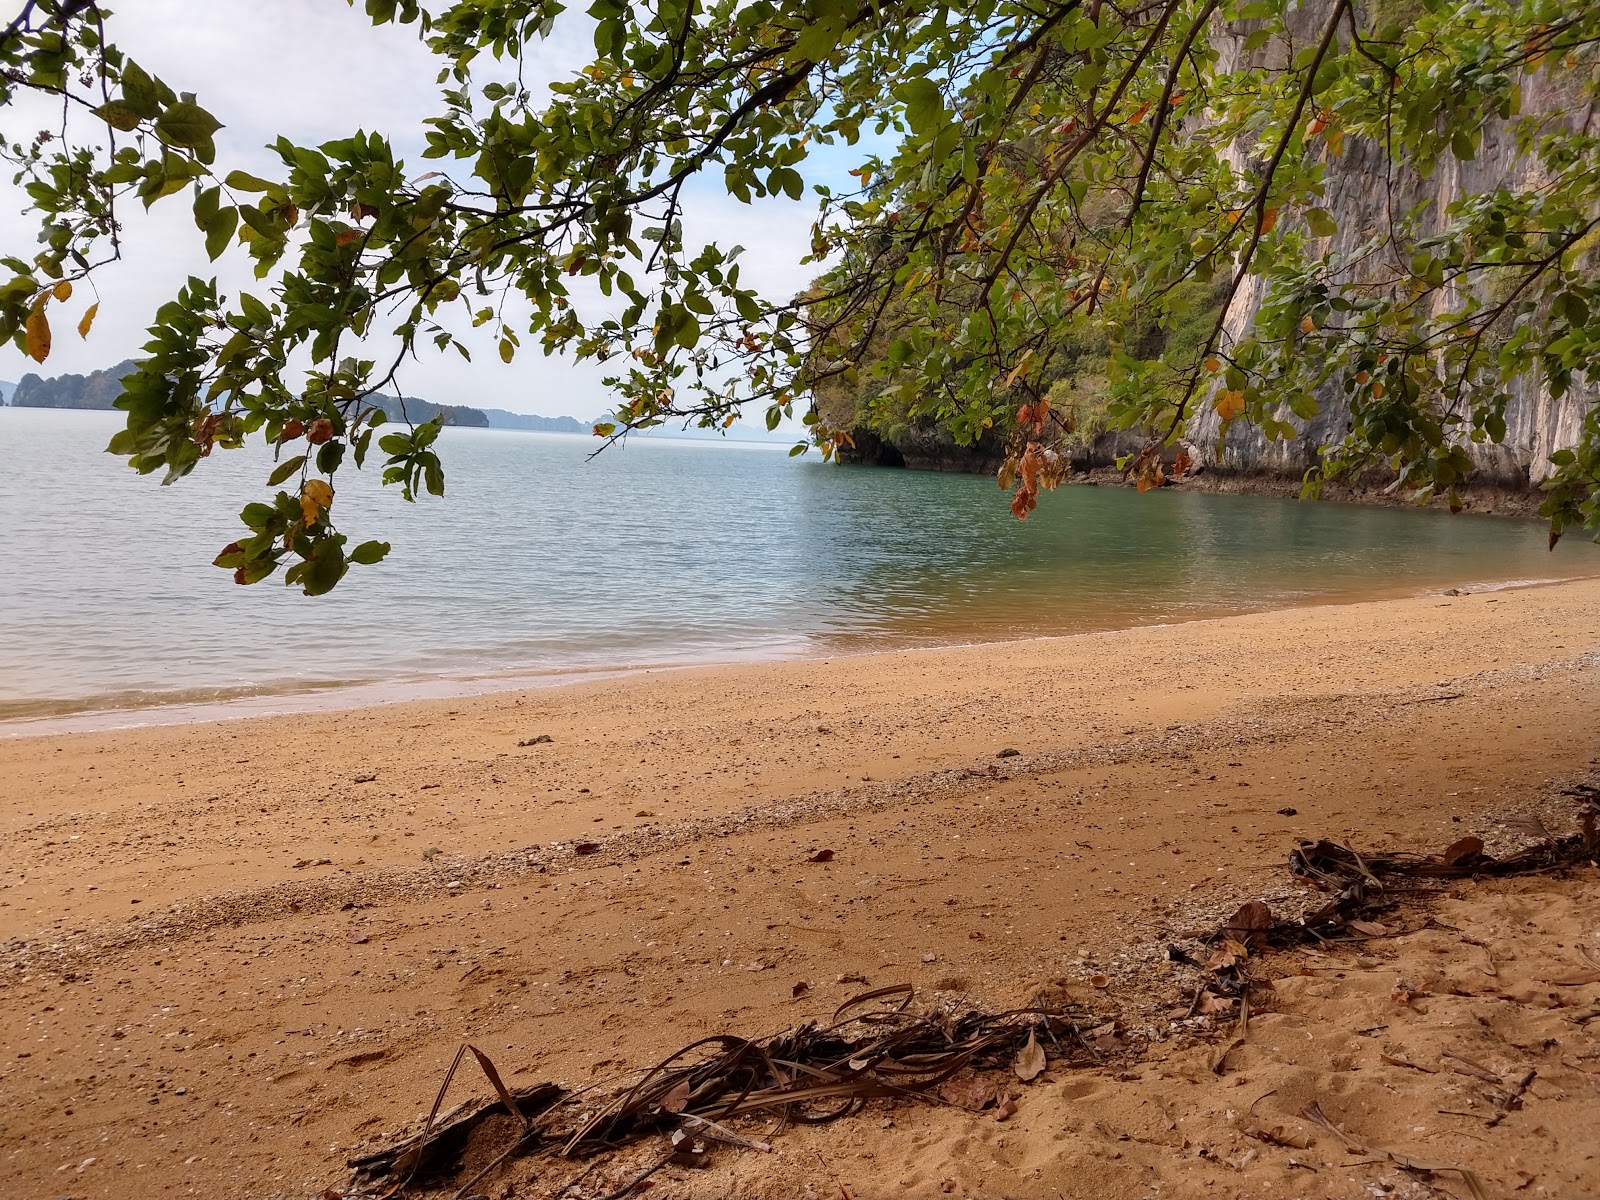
0;0;835;421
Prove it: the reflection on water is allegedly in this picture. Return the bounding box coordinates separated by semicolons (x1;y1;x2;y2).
1;406;1594;721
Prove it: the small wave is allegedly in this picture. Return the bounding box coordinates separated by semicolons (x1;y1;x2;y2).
0;678;368;724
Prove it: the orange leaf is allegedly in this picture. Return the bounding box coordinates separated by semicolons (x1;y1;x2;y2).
300;479;333;525
24;298;50;363
52;280;72;301
1260;208;1280;234
1214;390;1245;422
1300;315;1316;334
1204;356;1220;372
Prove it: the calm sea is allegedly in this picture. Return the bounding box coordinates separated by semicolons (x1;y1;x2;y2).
2;406;1594;729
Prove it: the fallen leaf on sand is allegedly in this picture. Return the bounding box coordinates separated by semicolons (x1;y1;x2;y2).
792;980;811;998
1197;990;1236;1015
1348;920;1388;937
1013;1031;1046;1081
807;849;835;863
1248;1124;1314;1150
1226;900;1272;948
1442;835;1485;865
993;1096;1018;1121
938;1075;999;1111
344;932;369;945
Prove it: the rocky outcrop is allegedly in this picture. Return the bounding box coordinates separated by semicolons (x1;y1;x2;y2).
12;359;136;409
1184;16;1592;491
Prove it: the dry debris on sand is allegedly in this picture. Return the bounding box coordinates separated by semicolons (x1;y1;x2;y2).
332;789;1600;1200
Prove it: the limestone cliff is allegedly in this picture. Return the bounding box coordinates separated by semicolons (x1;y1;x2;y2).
825;13;1590;498
1183;16;1592;491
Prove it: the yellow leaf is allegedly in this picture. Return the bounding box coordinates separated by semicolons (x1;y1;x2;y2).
52;280;72;301
24;299;50;363
1260;208;1280;234
1214;389;1245;421
300;479;333;525
1004;348;1035;389
1300;315;1316;334
78;302;98;339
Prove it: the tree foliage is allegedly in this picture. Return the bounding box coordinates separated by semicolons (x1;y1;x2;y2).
3;0;1599;591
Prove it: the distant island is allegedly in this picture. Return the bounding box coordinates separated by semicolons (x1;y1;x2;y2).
2;362;798;444
2;362;599;433
10;359;138;409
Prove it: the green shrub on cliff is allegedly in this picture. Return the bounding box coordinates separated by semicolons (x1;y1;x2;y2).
3;0;1599;590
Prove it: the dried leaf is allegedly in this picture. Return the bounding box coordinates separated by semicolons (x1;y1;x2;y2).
1012;1031;1046;1081
1226;900;1272;948
938;1074;999;1112
792;980;811;998
1442;836;1485;866
1348;920;1388;938
300;478;333;525
660;1079;691;1113
1249;1124;1314;1150
807;849;835;863
24;297;50;363
993;1096;1018;1122
1196;991;1235;1015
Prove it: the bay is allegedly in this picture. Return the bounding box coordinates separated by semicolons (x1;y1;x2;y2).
1;406;1594;727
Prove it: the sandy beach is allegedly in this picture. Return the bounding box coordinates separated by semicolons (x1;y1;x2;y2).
3;578;1599;1199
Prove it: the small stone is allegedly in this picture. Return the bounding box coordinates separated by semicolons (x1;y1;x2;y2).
353;772;377;783
517;734;555;747
922;952;937;964
995;748;1021;759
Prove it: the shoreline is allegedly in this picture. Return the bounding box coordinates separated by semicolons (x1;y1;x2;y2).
3;578;1598;1199
4;569;1593;740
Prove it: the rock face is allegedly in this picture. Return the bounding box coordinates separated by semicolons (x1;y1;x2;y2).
1184;20;1591;491
12;359;136;409
835;423;1010;472
831;19;1589;493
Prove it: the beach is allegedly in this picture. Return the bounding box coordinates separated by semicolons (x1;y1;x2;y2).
3;578;1599;1199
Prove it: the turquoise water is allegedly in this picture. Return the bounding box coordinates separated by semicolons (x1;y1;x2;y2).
1;406;1594;723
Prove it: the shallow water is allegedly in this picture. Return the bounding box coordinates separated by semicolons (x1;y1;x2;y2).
1;406;1593;723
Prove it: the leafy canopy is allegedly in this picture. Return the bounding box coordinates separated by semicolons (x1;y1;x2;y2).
4;0;1599;592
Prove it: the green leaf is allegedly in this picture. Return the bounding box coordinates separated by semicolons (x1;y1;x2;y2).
1305;208;1337;238
94;101;143;132
350;539;391;565
223;170;279;193
155;101;223;163
204;205;238;260
266;454;307;486
895;77;946;137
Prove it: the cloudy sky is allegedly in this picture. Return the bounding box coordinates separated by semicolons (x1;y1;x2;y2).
0;1;832;420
